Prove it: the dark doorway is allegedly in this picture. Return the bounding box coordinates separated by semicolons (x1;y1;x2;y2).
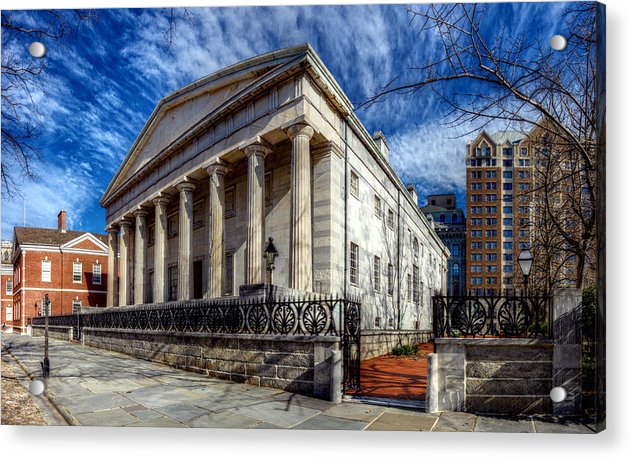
193;260;203;299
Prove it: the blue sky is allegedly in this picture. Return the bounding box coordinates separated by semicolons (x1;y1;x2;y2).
1;1;568;239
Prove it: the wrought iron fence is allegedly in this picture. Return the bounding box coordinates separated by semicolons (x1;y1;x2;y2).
32;295;361;338
432;295;552;339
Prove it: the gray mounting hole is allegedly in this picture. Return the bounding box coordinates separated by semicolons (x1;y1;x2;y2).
550;386;567;403
550;35;567;51
29;379;46;396
28;42;47;58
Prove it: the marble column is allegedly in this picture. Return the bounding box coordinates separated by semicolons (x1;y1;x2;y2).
106;225;119;308
177;179;196;300
133;208;148;305
118;219;133;306
206;161;229;298
244;142;272;284
152;195;170;303
287;123;315;291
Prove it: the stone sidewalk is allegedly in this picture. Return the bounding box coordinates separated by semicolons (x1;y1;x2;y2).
1;334;595;432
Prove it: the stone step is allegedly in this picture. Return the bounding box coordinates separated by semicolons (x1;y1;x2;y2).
467;395;552;415
466;345;552;362
466;377;552;396
466;360;552;379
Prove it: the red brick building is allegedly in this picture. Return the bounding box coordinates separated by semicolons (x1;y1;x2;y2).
9;210;109;334
1;240;13;331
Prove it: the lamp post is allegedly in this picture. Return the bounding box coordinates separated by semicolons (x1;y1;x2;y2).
518;249;533;297
42;294;51;378
264;237;279;285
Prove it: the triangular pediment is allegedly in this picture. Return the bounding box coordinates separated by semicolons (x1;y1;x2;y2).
101;44;321;206
61;233;108;253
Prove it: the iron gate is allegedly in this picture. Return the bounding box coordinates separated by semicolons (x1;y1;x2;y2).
342;300;361;393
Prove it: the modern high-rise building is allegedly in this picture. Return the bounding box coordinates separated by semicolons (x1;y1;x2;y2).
421;194;466;296
465;131;534;295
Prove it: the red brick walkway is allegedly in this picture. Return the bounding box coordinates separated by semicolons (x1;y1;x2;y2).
350;343;433;401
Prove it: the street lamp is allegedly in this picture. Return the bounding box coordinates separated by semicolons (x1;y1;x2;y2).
264;237;279;285
518;249;533;297
42;293;51;378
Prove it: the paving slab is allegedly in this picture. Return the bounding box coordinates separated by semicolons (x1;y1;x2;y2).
533;419;595;434
188;411;262;428
122;405;166;421
432;411;477;432
320;402;386;422
154;402;211;423
120;385;200;408
80;378;145;394
229;400;320;428
272;392;339;412
74;408;139;426
293;414;369;430
474;416;535;433
366;412;438;431
54;392;137;414
127;416;188;428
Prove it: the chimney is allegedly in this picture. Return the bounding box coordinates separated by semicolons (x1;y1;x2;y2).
58;209;67;233
372;131;390;162
406;184;418;207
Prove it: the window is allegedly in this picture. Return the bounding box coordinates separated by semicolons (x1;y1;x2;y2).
503;230;513;238
350;170;359;198
412;265;419;304
6;305;12;321
503;206;513;214
503;242;513;249
451;213;458;223
224;252;234;296
485;182;497;190
373;256;381;292
387;209;394;229
407;273;412;301
193;202;204;229
504;254;513;261
73;261;82;283
265;172;272;206
42;259;51;282
72;300;82;313
452;244;459;256
374;195;382;218
167;214;179;238
504;265;514;273
520;148;527;156
413;238;419;258
225;187;236;218
503;171;513;179
374;317;382;328
93;263;102;285
387;263;394;296
453;264;459;277
503;148;513;157
350;243;359;285
168;265;178;301
503;218;513;226
503;183;513;191
503;160;513;167
6;279;12;295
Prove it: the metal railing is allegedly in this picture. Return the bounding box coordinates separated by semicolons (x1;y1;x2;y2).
432;295;552;339
32;294;362;338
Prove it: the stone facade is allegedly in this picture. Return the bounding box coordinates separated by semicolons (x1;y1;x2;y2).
100;44;448;336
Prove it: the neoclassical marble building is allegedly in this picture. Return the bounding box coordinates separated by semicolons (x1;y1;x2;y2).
100;44;448;331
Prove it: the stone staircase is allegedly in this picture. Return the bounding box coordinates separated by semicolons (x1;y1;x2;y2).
465;342;554;415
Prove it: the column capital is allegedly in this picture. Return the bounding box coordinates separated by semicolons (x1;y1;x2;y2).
176;178;197;193
206;158;230;177
119;218;133;228
152;193;171;207
286;123;315;141
133;207;150;218
105;224;119;234
244;140;272;159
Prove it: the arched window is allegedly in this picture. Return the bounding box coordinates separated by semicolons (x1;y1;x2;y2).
453;263;459;277
413;238;419;258
439;213;446;223
451;213;458;223
452;244;459;256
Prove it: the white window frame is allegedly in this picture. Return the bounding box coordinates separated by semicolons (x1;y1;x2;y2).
42;260;51;283
92;263;102;285
373;256;381;292
350;243;359;286
6;278;12;295
374;195;382;219
73;261;82;283
350;170;359;198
